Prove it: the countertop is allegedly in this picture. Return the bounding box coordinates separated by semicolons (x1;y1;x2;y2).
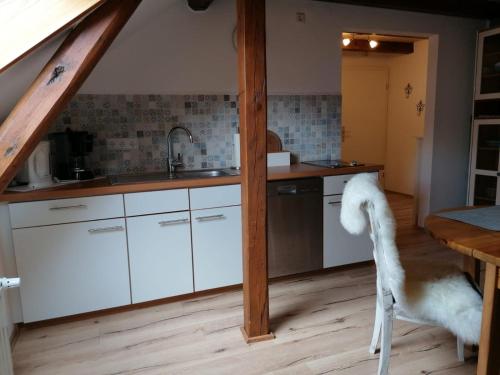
0;163;383;203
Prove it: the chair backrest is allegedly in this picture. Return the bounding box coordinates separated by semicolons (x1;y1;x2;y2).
340;173;405;304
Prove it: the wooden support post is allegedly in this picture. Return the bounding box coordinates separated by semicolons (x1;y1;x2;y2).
477;263;500;375
237;0;273;343
0;0;142;192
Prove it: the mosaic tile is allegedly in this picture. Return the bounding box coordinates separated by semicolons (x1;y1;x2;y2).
50;94;341;175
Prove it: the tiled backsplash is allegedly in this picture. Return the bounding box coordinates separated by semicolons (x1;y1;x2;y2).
50;94;341;175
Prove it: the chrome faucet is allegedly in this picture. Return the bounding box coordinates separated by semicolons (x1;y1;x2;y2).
166;126;194;177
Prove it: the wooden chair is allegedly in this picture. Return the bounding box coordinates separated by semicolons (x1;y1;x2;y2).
340;173;482;375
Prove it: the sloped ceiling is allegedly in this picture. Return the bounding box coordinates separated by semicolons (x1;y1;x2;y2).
0;0;107;74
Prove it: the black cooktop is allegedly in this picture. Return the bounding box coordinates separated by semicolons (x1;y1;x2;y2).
302;160;364;168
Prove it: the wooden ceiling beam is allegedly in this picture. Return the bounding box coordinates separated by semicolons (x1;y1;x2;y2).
0;0;108;75
0;0;142;193
315;0;500;19
343;39;414;54
237;0;273;343
187;0;214;11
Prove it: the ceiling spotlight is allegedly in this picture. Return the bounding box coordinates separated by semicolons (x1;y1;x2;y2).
342;38;351;47
369;39;378;49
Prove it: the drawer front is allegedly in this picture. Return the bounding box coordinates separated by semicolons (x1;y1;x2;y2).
124;189;189;216
323;172;378;196
190;184;241;210
9;195;124;228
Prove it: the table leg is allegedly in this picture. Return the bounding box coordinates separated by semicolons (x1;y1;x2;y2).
464;256;481;286
477;263;500;375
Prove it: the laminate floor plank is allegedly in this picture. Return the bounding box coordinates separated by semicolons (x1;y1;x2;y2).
12;193;477;374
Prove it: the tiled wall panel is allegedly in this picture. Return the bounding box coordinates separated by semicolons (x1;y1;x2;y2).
51;94;341;175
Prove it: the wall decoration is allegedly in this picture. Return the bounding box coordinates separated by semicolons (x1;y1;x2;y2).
404;83;413;98
416;100;425;116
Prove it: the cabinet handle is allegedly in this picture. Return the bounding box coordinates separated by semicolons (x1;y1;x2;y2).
158;218;190;226
88;226;124;234
328;201;341;205
195;214;225;222
50;204;87;211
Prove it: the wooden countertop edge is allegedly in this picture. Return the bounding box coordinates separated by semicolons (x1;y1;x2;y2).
425;213;500;267
267;164;383;181
0;176;241;203
0;164;384;203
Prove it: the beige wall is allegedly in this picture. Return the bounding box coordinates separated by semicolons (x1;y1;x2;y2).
385;40;428;195
342;40;428;195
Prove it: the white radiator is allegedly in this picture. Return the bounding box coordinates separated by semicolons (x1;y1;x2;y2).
0;278;20;375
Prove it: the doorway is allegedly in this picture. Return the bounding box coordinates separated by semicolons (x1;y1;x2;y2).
341;33;430;223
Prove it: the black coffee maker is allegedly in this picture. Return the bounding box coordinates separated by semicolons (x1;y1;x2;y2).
49;128;95;181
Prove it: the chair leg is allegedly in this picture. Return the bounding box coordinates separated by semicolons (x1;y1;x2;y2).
457;336;465;362
377;290;393;375
370;299;382;354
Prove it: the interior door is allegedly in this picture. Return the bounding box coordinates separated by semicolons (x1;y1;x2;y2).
0;277;20;375
341;66;389;168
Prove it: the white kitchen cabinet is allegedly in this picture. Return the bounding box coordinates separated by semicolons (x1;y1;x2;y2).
13;218;130;322
189;184;241;210
124;189;189;216
9;194;124;229
323;196;373;267
191;205;242;291
323;173;377;268
127;211;193;303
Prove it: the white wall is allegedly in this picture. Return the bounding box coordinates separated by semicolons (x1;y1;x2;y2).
0;0;485;213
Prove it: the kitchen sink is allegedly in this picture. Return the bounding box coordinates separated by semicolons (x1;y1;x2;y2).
108;169;238;185
176;170;232;179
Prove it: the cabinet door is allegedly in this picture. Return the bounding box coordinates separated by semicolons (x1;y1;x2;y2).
468;120;500;205
13;219;130;322
191;206;242;291
476;28;500;100
323;197;373;268
127;212;193;303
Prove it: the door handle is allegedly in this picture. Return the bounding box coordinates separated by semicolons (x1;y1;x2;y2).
195;214;225;222
277;185;297;195
328;201;341;205
158;218;190;226
88;226;124;234
50;204;87;211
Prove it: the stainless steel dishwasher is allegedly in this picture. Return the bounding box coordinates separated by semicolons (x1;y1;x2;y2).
267;177;323;278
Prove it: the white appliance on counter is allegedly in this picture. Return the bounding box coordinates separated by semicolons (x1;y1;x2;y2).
11;141;53;190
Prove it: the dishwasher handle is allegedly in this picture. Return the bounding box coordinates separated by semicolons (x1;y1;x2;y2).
277;185;297;195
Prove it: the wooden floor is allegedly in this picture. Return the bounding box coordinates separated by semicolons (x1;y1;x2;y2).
12;193;477;374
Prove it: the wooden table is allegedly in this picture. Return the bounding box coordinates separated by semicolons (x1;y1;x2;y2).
426;210;500;375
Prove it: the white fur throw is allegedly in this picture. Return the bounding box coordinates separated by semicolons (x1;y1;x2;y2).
340;173;483;344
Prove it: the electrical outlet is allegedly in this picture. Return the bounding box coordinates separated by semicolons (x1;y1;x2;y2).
296;12;305;23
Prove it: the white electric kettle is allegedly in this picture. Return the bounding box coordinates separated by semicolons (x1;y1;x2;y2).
16;141;53;189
